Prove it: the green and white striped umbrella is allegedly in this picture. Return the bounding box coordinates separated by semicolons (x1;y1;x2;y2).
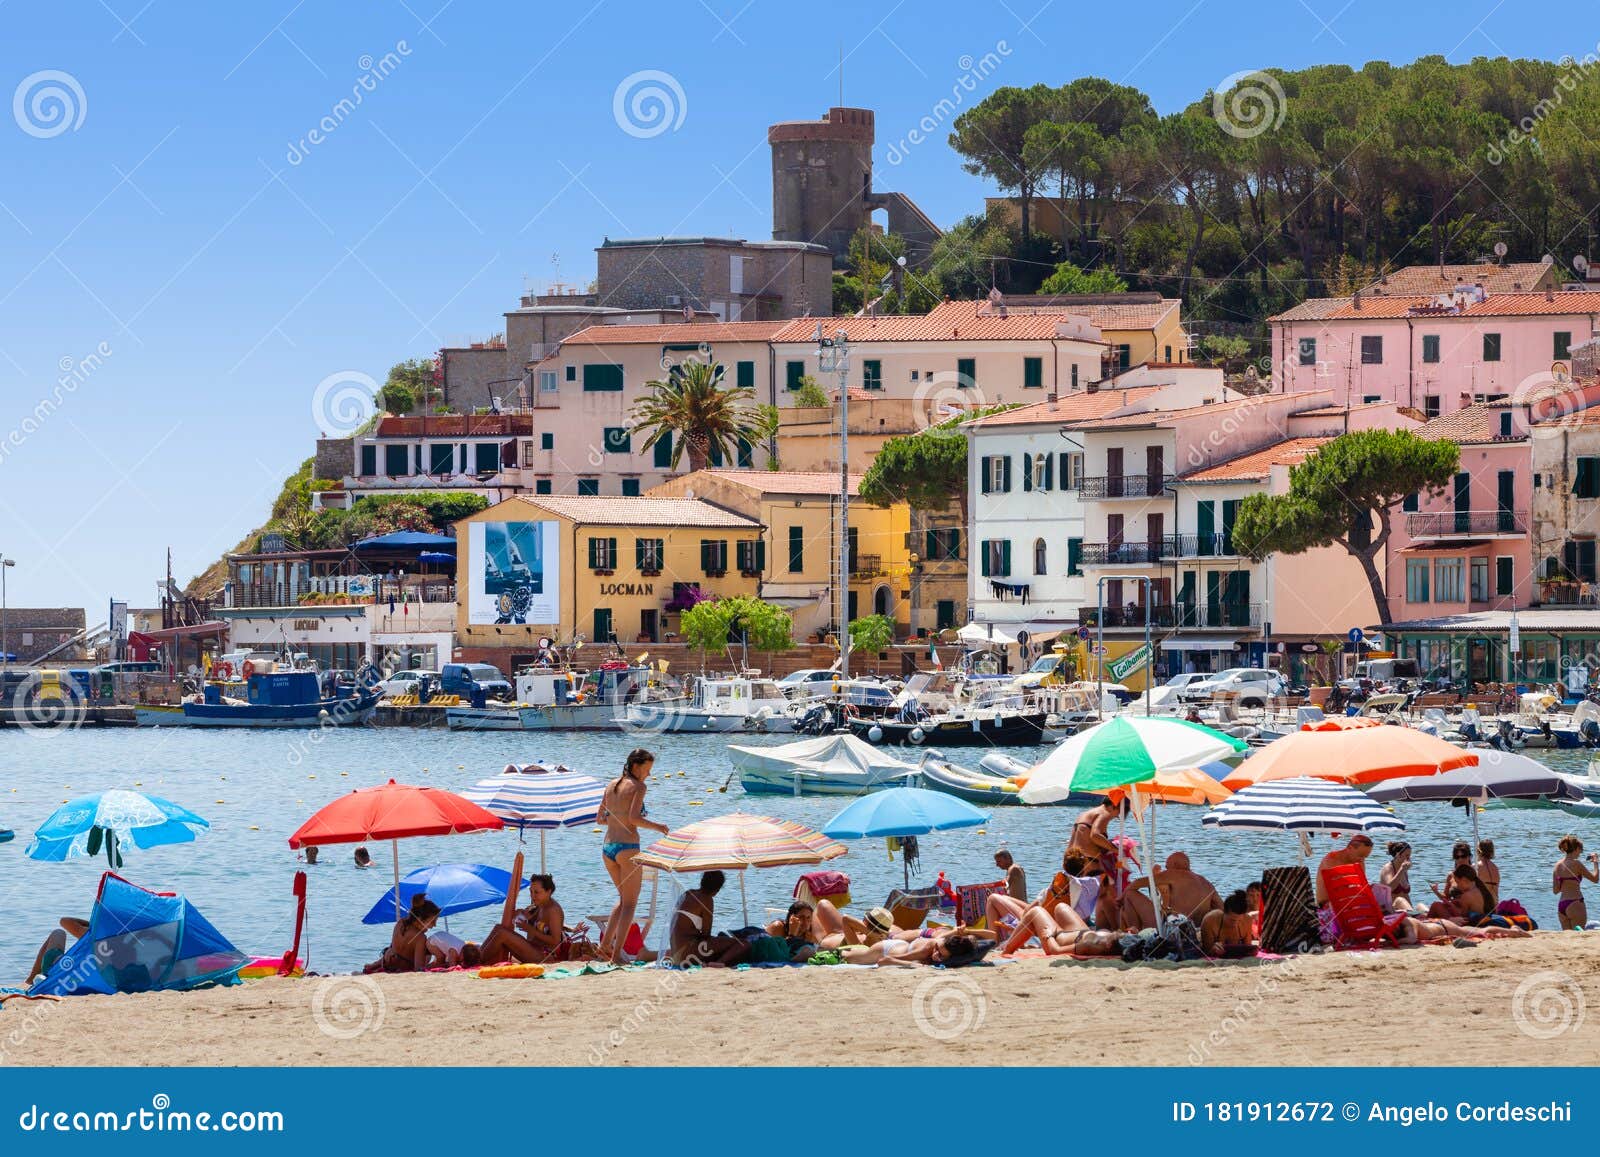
1019;716;1247;805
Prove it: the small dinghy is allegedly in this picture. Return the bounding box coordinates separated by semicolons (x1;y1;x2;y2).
729;733;922;796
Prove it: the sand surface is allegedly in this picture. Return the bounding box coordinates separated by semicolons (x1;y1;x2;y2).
5;936;1599;1066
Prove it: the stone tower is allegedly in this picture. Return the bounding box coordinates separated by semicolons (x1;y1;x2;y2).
769;107;876;267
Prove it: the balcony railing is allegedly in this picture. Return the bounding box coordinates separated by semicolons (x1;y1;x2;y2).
1167;532;1238;558
1078;602;1263;630
1406;509;1527;537
1079;540;1174;565
1079;474;1174;499
851;554;883;578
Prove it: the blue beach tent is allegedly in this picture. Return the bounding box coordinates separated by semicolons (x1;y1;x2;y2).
29;873;248;996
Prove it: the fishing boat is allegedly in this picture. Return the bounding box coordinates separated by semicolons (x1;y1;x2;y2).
730;733;922;796
848;707;1050;747
136;670;379;728
446;664;656;731
618;673;797;734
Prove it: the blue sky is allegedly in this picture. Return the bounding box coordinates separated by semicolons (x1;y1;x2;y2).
0;0;1589;613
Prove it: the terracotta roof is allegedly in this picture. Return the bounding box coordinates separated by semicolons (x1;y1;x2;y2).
1416;404;1524;445
1321;292;1600;320
1073;393;1306;431
558;320;790;346
771;300;1106;344
1289;401;1397;417
510;495;760;528
994;296;1180;330
961;386;1166;429
1363;261;1559;296
1180;437;1332;483
684;469;864;496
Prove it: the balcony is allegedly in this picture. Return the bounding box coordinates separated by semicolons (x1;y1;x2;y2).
1078;602;1263;630
850;553;883;578
1079;604;1179;629
1079;540;1173;565
1080;475;1174;500
1167;533;1238;559
1406;509;1527;538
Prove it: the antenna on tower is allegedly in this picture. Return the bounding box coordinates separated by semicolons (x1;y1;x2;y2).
838;41;843;106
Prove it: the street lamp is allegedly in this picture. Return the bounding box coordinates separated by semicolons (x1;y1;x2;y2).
0;557;13;666
816;326;851;677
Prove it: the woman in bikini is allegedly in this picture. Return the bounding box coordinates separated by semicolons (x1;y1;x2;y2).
1476;839;1501;902
481;873;579;965
1427;842;1476;918
1379;841;1413;911
598;748;670;963
838;932;983;966
1553;836;1599;929
368;896;440;973
998;900;1123;958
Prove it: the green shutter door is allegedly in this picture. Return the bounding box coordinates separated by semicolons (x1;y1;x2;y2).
736;361;755;389
1000;540;1011;577
786;361;805;390
593;608;613;643
1220;500;1238;554
1196;501;1215;554
1023;356;1042;389
788;526;804;572
1067;538;1082;576
957;358;976;389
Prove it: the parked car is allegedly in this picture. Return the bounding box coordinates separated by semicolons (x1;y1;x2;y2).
378;669;441;700
1180;667;1287;708
440;663;514;703
1143;671;1214;711
778;668;842;698
1337;658;1419;692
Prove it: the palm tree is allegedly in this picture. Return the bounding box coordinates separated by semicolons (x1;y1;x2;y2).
629;361;772;473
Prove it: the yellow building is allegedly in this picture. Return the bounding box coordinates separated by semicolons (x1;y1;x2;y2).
454;494;763;664
648;469;912;642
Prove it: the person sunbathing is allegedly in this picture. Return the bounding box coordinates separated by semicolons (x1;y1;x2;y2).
481;874;578;966
764;901;820;962
367;896;440;973
1123;851;1222;929
670;871;747;966
998;901;1123;957
25;917;89;985
1200;890;1257;958
1397;915;1530;943
984;853;1097;936
1476;839;1500;900
838;931;983;967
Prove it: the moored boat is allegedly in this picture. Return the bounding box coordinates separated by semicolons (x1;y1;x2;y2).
730;732;922;796
141;670;379;728
848;709;1049;747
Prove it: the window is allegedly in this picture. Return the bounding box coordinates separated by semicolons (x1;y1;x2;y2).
1556;331;1573;360
1424;395;1441;418
1059;451;1084;490
1362;395;1382;404
1434;557;1464;602
924;528;962;561
587;537;618;571
534;479;552;495
1070;363;1079;389
1499;412;1513;437
1578;458;1600;499
736;361;755;389
1482;333;1501;362
700;539;728;575
621;479;640;497
1026;452;1053;491
787;526;804;572
736;539;765;574
862;360;883;391
582;364;623;391
565;365;576;382
785;361;806;391
1564;540;1598;582
593;608;614;644
980;455;1011;494
384;444;410;476
1298;337;1316;366
1067;537;1083;576
1402;492;1419;513
1033;538;1047;575
1164;345;1173;363
736;437;753;468
936;600;956;631
430;444;454;475
1497;555;1514;597
1114;344;1131;371
603;427;631;454
1421;335;1440;364
540;431;554;451
980;539;1011;577
653;432;673;469
577;477;599;496
636;538;664;571
957;358;976;389
539;370;558;392
1406;559;1430;603
1360;336;1383;364
1023;356;1043;389
359;445;377;476
1470;556;1489;601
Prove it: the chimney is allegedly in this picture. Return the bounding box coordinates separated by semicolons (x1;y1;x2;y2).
1546;284;1556;302
1352;288;1362;310
1046;391;1058;404
1086;380;1099;394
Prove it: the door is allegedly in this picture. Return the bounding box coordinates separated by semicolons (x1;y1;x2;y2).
1106;447;1124;497
1205;572;1223;628
1497;470;1515;533
593;608;613;644
1146;512;1164;562
1177;571;1197;627
1196;501;1215;556
1454;472;1472;533
873;585;891;617
1221;500;1239;555
1107;513;1124;558
640;609;659;644
1146;445;1164;497
1224;571;1251;626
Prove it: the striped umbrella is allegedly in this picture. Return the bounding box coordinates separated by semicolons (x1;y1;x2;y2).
1202;776;1405;838
637;812;847;925
459;764;605;872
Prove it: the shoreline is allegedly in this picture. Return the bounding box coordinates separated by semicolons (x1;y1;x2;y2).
5;935;1598;1066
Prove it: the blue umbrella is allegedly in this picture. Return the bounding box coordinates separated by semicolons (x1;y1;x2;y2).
361;862;530;925
352;531;458;551
823;786;989;888
459;764;605;871
27;790;209;866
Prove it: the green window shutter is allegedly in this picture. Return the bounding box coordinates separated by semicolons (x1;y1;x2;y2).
593;608;612;643
1577;458;1599;499
925;530;937;557
1196;500;1215;551
1497;555;1514;596
1002;456;1012;493
980;457;992;495
863;360;883;390
1043;453;1054;491
701;540;712;572
653;432;673;468
603;427;631;453
565;364;576;381
359;445;377;475
788;526;804;572
1402;492;1418;512
577;477;599;496
1023;356;1043;389
587;539;599;569
1421;335;1440;363
540;432;554;450
582;364;623;391
957;358;976;389
1483;333;1501;362
1067;538;1083;576
736;437;753;468
980;542;992;577
951;528;962;559
609;538;618;567
621;479;640;497
786;361;805;390
1556;332;1573;360
755;538;766;572
535;479;552;495
1022;454;1032;492
1000;540;1011;577
736;361;755;389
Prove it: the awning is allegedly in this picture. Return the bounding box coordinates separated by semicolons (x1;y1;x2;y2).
958;621;1070;646
1160;637;1240;652
144;620;229;640
760;583;825;608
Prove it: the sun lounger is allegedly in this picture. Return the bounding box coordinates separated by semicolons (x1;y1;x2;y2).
1320;863;1407;949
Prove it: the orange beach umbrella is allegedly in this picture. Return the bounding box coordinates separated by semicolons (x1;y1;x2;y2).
1222;727;1477;791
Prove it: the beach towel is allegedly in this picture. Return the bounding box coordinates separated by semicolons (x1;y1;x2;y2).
956;880;1008;925
795;870;849;899
1258;866;1320;955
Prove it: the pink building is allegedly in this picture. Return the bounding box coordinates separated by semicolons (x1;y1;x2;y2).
1270;289;1600;417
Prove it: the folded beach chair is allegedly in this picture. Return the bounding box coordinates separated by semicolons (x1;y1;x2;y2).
587;866;659;959
1320;863;1407;949
1258;865;1320;954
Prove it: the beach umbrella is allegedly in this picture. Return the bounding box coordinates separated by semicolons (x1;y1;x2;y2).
288;779;504;917
1202;777;1404;862
360;862;530;925
1367;750;1583;845
1301;716;1383;731
27;790;209;866
822;787;988;888
351;531;458;551
637;812;846;925
459;763;605;872
1222;726;1475;791
1020;717;1247;805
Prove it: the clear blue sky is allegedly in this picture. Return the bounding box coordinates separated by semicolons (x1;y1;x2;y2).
0;0;1588;614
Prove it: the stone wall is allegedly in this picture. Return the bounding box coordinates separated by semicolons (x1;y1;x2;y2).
313;436;355;483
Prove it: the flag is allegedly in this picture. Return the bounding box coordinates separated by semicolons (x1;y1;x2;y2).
929;640;942;669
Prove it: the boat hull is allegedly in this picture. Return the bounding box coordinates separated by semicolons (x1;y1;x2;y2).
444;707;524;732
142;694;380;728
918;758;1083;806
850;712;1049;747
619;708;796;734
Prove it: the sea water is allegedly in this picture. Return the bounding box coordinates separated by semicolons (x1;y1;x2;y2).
0;725;1591;976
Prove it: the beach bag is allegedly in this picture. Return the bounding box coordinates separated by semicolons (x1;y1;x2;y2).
1259;866;1320;954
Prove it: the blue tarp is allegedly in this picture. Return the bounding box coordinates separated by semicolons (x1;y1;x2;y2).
29;873;247;996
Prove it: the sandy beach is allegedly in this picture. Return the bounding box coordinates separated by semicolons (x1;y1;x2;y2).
4;935;1598;1066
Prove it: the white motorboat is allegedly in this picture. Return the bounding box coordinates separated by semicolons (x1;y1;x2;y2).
618;673;797;734
729;733;922;796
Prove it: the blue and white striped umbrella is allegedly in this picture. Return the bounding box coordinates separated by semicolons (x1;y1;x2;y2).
1201;776;1405;836
460;764;605;831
